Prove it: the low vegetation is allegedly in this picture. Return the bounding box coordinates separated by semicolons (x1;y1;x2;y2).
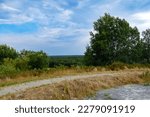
140;71;150;85
0;46;149;88
0;70;145;100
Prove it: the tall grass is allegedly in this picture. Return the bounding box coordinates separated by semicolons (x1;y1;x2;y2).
140;71;150;83
107;62;150;71
0;72;143;100
0;61;149;87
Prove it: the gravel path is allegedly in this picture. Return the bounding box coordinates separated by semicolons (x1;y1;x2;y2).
92;84;150;100
0;71;141;97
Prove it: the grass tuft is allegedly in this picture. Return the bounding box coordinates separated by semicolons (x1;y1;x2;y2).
140;71;150;83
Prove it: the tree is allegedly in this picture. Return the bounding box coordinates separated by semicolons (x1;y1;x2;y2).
28;51;49;69
0;44;18;63
84;13;140;65
142;29;150;63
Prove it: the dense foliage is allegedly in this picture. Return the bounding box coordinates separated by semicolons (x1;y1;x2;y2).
0;46;49;72
84;13;150;65
142;29;150;63
49;56;84;67
0;45;84;74
27;51;49;69
0;45;18;63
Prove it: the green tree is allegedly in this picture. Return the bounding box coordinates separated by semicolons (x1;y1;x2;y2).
0;44;18;63
142;29;150;63
84;13;140;65
28;51;49;69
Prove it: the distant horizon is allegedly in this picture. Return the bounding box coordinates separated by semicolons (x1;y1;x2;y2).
50;55;84;56
0;0;150;55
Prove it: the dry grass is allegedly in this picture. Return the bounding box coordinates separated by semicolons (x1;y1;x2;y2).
0;70;145;100
140;70;150;85
0;67;102;87
0;65;148;88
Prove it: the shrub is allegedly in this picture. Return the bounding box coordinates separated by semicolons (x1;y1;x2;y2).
15;57;29;70
108;61;127;70
0;44;18;63
28;51;49;69
0;64;18;79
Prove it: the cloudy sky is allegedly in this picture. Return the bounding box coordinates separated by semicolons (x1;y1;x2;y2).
0;0;150;55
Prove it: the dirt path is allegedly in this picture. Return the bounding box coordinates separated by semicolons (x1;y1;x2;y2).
0;71;143;97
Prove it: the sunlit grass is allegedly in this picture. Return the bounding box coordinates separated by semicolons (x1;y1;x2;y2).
0;71;143;100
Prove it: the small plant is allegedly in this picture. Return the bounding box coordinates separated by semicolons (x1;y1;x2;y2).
108;61;126;71
143;83;150;86
140;71;150;83
104;93;113;100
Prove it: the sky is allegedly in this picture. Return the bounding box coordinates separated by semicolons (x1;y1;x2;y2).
0;0;150;55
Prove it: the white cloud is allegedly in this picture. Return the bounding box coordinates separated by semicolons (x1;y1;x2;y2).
0;2;33;24
0;14;33;24
0;0;74;25
76;0;89;9
59;10;73;21
0;26;91;55
0;3;20;12
132;11;150;21
3;0;150;54
38;26;90;42
43;0;64;11
130;11;150;32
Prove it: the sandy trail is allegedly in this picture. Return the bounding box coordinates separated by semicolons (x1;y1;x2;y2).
0;71;142;97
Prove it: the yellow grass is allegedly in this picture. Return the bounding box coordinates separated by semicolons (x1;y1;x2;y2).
0;66;148;88
0;67;101;87
0;70;146;100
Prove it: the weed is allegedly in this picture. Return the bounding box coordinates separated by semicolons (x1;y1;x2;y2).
143;83;150;86
107;62;127;71
140;71;150;83
104;93;113;100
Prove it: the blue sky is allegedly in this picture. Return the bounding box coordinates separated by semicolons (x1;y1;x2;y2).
0;0;150;55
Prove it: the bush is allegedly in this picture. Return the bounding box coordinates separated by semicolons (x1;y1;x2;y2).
108;61;127;70
15;57;29;70
0;58;18;79
28;51;49;69
0;44;18;63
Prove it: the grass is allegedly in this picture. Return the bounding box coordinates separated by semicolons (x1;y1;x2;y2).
0;70;144;100
0;65;149;100
140;71;150;86
0;66;103;87
104;93;113;100
0;63;149;88
0;60;149;86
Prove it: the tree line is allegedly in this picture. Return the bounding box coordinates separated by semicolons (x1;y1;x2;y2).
0;45;84;72
0;13;150;72
0;46;49;70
